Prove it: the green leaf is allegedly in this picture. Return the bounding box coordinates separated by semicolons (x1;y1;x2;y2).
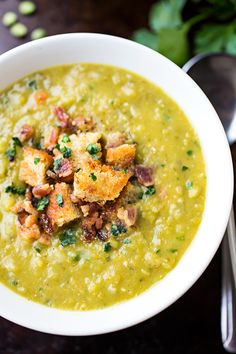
194;24;233;54
158;26;190;66
59;229;77;247
225;34;236;55
111;224;127;236
60;146;72;158
149;0;186;33
132;29;158;50
34;157;40;165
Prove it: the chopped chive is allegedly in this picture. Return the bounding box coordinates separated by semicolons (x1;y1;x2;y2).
28;80;37;90
124;239;131;244
187;150;193;156
53;157;62;171
89;172;97;181
18;1;36;15
55;194;63;208
5;185;26;195
182;165;189;171
34;246;41;253
156;248;161;253
144;185;156;196
12;137;23;147
104;242;112;252
34;196;49;211
62;135;70;143
169;248;178;253
176;235;185;241
111;224;127;236
86;143;101;155
2;12;17;27
34;157;40;165
10;23;28;38
185;180;193;189
72;254;80;262
60;146;72;158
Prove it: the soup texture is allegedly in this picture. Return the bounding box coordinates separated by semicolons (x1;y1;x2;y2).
0;64;206;310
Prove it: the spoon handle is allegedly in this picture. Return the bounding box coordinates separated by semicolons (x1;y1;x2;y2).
221;207;236;352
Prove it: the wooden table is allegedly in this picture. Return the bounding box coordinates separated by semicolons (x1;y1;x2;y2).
0;0;234;353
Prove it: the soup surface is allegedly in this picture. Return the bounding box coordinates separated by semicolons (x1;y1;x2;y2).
0;64;206;310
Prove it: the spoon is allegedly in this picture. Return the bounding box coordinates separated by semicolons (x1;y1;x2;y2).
182;53;236;352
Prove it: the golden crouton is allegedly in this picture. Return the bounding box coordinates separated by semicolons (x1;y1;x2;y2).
46;182;79;227
58;132;102;170
106;144;136;167
74;161;132;203
19;147;53;187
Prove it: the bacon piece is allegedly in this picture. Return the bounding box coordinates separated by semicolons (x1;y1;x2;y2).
20;124;34;142
38;213;53;234
117;206;137;227
53;106;71;128
106;132;126;148
32;184;53;198
82;226;96;242
18;211;28;225
44;127;60;150
56;159;73;178
72;116;95;131
96;229;109;242
135;165;154;187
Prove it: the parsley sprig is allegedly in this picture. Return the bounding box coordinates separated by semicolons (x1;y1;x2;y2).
133;0;236;66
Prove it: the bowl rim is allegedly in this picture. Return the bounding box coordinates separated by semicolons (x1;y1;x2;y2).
0;32;233;336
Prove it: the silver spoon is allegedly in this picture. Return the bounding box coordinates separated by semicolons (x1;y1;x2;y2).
183;53;236;352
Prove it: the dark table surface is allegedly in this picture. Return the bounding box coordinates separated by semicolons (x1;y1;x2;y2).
0;0;235;353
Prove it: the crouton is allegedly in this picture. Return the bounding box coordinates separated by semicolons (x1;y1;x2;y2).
19;147;53;187
46;182;79;227
73;161;132;203
19;223;41;241
58;131;102;170
106;144;136;167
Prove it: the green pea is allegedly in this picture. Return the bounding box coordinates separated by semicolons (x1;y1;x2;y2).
2;12;18;27
18;1;36;15
10;23;28;38
31;28;47;40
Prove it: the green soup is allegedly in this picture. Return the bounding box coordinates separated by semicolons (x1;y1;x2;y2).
0;64;206;310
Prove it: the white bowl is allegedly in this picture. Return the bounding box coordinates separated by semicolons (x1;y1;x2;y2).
0;33;233;335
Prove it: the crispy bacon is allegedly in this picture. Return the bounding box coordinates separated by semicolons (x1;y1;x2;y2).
18;211;28;225
96;229;109;242
117;206;137;227
56;159;73;178
32;184;52;198
45;127;60;150
38;213;53;234
53;106;71;128
72;116;95;131
106;132;126;148
135;165;154;186
20;124;34;142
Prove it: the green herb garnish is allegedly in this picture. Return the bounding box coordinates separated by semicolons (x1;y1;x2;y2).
89;172;97;181
156;248;161;253
56;194;63;208
12;137;23;147
86;143;101;155
53;157;62;171
34;157;40;165
104;242;112;252
34;246;41;253
169;248;178;253
111;224;127;236
60;146;72;158
176;235;185;241
5;184;26;195
185;180;193;189
182;165;189;171
72;254;80;262
62;135;71;143
59;229;77;247
34;196;49;211
124;239;131;244
5;148;16;161
144;185;156;196
187;150;193;156
28;80;37;90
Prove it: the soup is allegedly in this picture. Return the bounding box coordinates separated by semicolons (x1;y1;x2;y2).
0;64;206;310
